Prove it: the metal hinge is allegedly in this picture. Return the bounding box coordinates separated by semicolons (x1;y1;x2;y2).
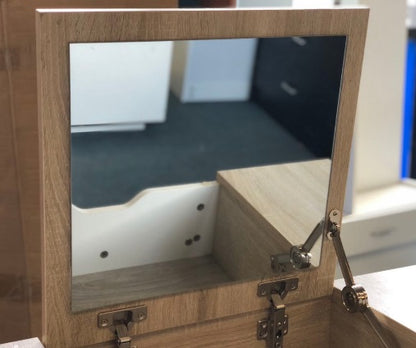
256;278;298;348
257;304;288;348
271;219;325;274
97;305;147;348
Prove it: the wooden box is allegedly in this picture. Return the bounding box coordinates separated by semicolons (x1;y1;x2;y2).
36;7;416;348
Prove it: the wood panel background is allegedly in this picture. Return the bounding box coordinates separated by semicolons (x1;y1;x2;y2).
36;8;368;347
0;0;177;343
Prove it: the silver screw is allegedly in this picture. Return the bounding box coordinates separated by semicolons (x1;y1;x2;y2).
100;318;109;327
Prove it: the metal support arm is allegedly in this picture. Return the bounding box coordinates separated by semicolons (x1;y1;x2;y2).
328;209;399;348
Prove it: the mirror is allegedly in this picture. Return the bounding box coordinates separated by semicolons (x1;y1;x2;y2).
70;36;345;312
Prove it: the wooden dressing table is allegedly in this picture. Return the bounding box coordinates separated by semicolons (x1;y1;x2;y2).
33;6;416;348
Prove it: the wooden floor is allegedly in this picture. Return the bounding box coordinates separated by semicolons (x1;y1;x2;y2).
72;255;231;312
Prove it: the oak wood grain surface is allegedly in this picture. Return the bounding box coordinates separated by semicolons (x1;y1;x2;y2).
213;160;330;281
214;186;289;280
218;160;330;247
72;255;230;313
36;8;368;347
88;297;332;348
0;0;178;341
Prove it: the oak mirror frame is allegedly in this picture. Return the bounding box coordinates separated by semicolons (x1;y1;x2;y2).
37;8;368;347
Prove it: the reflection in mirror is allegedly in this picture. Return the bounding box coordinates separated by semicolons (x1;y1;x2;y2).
70;37;345;312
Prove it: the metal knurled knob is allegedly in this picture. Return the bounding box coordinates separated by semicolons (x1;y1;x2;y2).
341;284;368;313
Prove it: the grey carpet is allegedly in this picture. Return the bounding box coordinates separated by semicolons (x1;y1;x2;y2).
71;94;315;208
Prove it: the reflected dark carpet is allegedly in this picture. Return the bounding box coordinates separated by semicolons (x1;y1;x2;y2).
71;95;314;208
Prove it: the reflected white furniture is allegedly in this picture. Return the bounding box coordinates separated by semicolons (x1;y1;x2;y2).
70;42;173;133
340;181;416;277
170;39;257;103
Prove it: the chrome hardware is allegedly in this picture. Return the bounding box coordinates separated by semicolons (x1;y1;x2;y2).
270;254;291;273
97;305;147;348
341;284;368;313
327;209;398;348
272;219;325;273
257;304;288;348
257;278;298;348
290;245;312;269
257;278;298;300
327;209;341;240
115;323;132;348
327;209;354;287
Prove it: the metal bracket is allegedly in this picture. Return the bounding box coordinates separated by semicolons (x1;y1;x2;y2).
270;254;291;273
271;219;325;274
98;305;147;348
257;278;298;300
326;209;341;240
327;209;369;312
257;278;298;348
257;304;288;348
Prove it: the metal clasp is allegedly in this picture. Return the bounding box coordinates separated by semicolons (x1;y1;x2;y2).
257;278;298;348
257;278;298;300
97;305;147;348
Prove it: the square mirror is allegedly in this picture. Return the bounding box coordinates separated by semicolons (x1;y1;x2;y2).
69;36;345;312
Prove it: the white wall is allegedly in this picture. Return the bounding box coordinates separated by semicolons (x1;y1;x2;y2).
237;0;292;7
292;0;334;7
352;0;407;193
237;0;339;6
339;0;359;4
340;0;415;277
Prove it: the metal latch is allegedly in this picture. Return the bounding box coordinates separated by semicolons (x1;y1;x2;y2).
98;305;147;348
257;278;298;348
